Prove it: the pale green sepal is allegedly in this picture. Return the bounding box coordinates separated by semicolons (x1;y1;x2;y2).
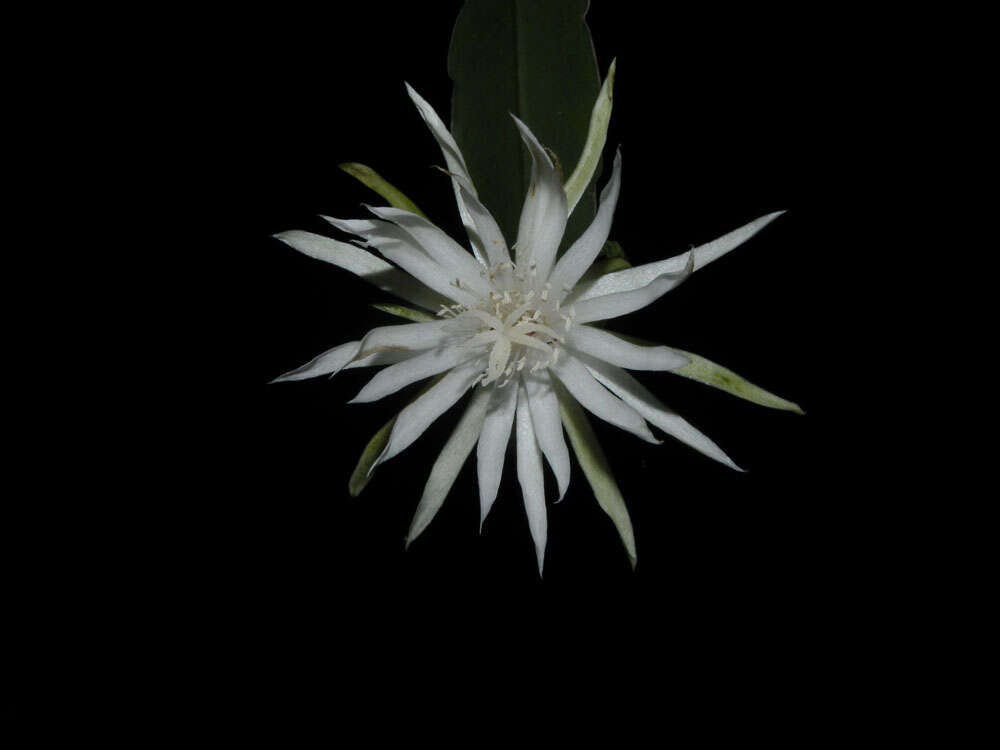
671;349;805;414
371;303;436;323
348;376;446;497
601;240;626;259
564;58;616;218
348;415;395;497
405;387;491;549
339;162;429;220
553;379;637;570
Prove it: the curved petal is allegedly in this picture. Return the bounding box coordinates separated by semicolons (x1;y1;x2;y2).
524;372;571;501
546;148;622;294
511;115;567;282
571;210;786;302
350;346;477;403
323;216;479;307
515;380;548;576
272;230;448;311
364;205;489;294
372;358;483;471
477;381;519;529
550;353;658;444
269;340;361;383
572;255;693;324
567;326;688;371
405;83;488;265
406;386;492;547
344;347;418;369
581;355;743;471
450;172;511;267
354;321;449;362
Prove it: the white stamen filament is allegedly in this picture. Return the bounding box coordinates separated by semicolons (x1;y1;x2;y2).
445;261;569;386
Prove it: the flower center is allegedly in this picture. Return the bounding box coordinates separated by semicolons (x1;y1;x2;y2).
438;262;575;387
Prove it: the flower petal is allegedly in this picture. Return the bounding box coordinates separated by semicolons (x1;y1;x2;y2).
582;355;743;471
405;83;488;265
477;381;519;529
572;254;693;324
354;321;450;362
515;380;548;576
350;346;477;404
344;348;417;369
524;372;571;502
272;230;448;311
552;378;636;568
550;353;659;444
323;216;479;306
571;210;786;301
511;115;567;282
373;358;483;470
546;148;622;294
567;325;689;371
269;340;360;383
405;386;491;547
564;59;616;218
449;172;511;267
348;376;445;497
364;205;489;294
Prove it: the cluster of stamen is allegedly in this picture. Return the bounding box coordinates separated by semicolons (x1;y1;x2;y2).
437;261;575;387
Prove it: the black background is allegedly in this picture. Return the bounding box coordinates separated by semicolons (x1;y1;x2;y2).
6;1;885;733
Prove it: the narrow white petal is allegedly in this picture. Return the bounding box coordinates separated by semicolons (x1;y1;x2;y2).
272;230;447;311
374;358;483;470
572;255;693;324
516;380;548;576
547;148;622;293
406;387;492;547
350;346;476;403
511;115;567;281
551;354;659;444
477;382;519;528
364;205;489;293
450;173;511;267
571;210;786;302
322;216;479;306
354;321;449;362
405;83;488;265
524;372;571;501
582;356;743;471
343;348;417;369
568;325;689;371
270;340;361;383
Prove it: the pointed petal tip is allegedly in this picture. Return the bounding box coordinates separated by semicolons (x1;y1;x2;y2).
366;446;389;478
628;554;637;572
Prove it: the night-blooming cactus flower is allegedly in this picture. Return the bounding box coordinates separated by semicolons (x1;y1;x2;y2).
272;79;792;575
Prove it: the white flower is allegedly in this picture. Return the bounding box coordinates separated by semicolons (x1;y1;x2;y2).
272;84;787;575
